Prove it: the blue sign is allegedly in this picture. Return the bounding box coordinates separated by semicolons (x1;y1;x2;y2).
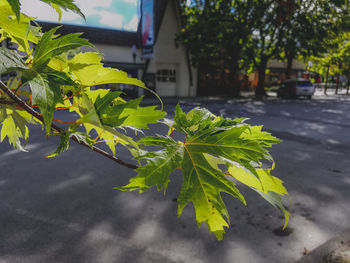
141;0;154;58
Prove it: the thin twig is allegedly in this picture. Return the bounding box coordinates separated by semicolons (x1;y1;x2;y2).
0;80;138;170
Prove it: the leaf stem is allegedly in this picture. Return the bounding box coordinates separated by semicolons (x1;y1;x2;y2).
52;118;80;125
0;80;138;170
64;90;82;101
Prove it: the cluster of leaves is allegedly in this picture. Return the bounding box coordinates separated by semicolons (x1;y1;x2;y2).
0;0;288;240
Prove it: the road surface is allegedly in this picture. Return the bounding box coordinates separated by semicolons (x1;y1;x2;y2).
0;93;349;263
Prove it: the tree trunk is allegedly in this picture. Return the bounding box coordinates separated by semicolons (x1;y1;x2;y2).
324;64;330;95
228;71;240;97
225;51;241;97
255;58;268;97
286;55;293;79
227;60;240;97
335;75;339;94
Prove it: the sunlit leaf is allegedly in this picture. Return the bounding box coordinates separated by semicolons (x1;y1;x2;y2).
27;73;62;134
117;105;285;240
5;0;85;21
118;97;166;129
117;136;183;193
0;106;35;151
47;130;92;158
67;52;146;88
180;147;246;240
33;27;93;70
0;46;28;74
0;1;40;52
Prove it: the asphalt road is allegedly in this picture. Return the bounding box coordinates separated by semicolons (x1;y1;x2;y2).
0;92;349;263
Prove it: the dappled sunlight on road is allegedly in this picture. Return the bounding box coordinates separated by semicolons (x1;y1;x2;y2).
223;241;261;262
290;150;312;161
47;173;94;193
0;96;350;263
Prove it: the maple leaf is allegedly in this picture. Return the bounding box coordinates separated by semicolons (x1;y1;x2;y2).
33;27;93;71
25;72;62;134
47;128;92;158
72;90;139;155
117;97;166;129
0;106;39;151
5;0;85;21
228;164;289;228
116;136;183;193
73;89;165;145
0;1;40;52
65;52;146;88
117;105;286;240
180;147;246;240
0;47;28;74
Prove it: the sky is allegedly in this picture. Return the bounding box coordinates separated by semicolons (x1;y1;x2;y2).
21;0;140;31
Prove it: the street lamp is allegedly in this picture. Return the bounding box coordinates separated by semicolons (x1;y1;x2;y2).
131;44;137;64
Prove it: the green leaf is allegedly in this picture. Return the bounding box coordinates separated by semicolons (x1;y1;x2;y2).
72;91;139;155
27;73;62;134
51;3;62;22
172;104;246;137
67;52;146;88
256;190;290;229
227;164;289;228
5;0;85;21
186;125;268;164
47;130;92;158
180;147;246;240
240;126;282;147
118;97;166;129
116;136;183;193
228;165;287;195
173;105;213;135
0;47;28;74
40;0;85;21
93;91;126;127
5;0;20;21
0;1;40;52
117;105;285;240
33;27;93;70
77;90;164;130
0;106;33;151
44;68;77;86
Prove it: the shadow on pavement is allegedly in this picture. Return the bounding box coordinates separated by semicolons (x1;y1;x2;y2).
0;98;350;263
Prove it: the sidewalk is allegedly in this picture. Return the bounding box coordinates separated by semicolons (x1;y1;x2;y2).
297;228;350;263
140;90;350;106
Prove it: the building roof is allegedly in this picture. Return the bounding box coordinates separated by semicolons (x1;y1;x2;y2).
39;22;140;47
39;0;170;47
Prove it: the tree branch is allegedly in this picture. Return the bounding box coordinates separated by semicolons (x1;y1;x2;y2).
0;98;16;105
0;80;138;170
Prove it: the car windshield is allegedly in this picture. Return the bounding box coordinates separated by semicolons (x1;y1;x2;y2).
297;81;312;86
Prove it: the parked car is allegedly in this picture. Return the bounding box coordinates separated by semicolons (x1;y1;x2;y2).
277;79;315;99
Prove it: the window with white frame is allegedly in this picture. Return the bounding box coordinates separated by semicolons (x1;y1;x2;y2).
156;69;176;83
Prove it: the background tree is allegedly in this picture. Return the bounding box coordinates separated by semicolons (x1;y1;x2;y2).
245;0;297;97
178;0;258;97
309;32;350;94
278;0;350;79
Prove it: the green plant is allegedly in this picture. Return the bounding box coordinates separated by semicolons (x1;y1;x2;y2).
0;0;289;240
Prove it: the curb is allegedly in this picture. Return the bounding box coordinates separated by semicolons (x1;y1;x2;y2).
297;228;350;263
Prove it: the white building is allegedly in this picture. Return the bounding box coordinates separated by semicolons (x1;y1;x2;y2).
41;0;197;98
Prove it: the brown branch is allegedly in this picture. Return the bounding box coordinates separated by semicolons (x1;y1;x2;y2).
0;80;138;170
0;98;16;105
